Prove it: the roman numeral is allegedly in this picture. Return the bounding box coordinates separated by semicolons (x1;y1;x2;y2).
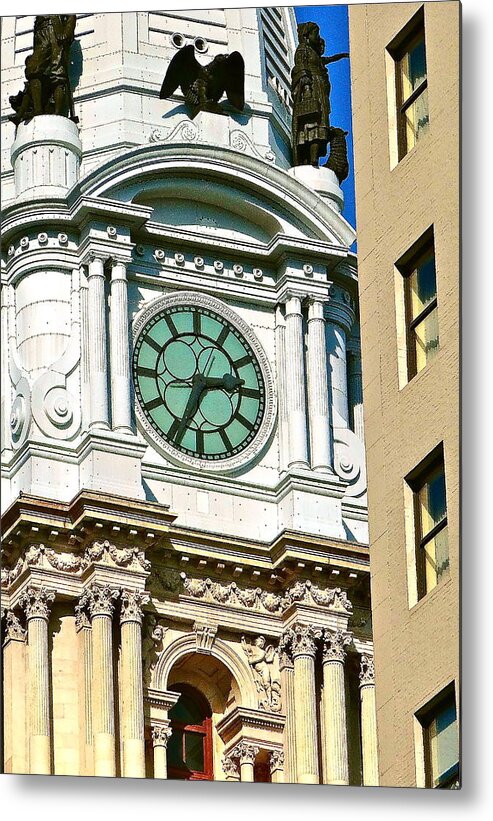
137;366;155;378
219;429;233;451
143;334;162;354
193;311;201;335
144;396;162;411
236;413;254;432
241;387;261;399
216;326;229;347
233;355;250;369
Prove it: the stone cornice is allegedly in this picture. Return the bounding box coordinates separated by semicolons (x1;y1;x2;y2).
216;706;285;746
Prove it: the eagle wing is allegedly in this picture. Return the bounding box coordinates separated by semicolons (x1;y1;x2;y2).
215;51;245;111
159;45;201;99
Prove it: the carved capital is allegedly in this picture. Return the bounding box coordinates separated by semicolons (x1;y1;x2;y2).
282;624;319;659
4;610;26;642
74;603;91;632
151;723;172;748
19;586;55;621
80;582;120;618
322;629;352;664
222;754;240;779
359;654;375;687
269;749;284;774
230;741;259;766
120;589;150;624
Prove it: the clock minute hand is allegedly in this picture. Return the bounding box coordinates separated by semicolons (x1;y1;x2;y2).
174;374;206;443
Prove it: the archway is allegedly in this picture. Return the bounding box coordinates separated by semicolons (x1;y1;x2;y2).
167;684;213;781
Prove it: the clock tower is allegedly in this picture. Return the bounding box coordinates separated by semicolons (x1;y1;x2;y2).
1;9;377;785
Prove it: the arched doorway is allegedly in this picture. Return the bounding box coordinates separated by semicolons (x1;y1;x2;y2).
167;683;213;780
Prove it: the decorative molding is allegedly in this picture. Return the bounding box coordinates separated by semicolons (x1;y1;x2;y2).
4;610;26;642
322;629;352;664
241;635;282;713
78;582;120;618
359;654;375;687
19;586;56;621
2;544;85;588
282;579;352;613
222;754;240;779
120;589;150;624
85;539;151;572
194;621;217;653
151;723;172;748
269;749;284;773
230;741;260;766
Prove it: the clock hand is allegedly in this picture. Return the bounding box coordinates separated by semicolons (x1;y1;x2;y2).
202;373;245;391
174;374;206;443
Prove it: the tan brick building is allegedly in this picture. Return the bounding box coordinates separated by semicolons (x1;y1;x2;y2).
349;1;460;789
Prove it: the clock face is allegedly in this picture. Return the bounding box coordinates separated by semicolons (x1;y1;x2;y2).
133;302;267;464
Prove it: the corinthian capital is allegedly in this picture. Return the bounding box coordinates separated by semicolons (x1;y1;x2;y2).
222;754;240;779
151;724;172;748
359;654;375;686
321;629;352;663
231;741;259;766
269;749;284;774
80;582;120;618
4;610;26;642
120;589;150;624
283;624;319;659
19;586;55;621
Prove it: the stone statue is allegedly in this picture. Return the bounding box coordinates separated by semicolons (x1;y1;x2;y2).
324;126;350;183
160;44;245;119
241;635;282;712
9;15;77;126
291;21;348;167
142;615;166;685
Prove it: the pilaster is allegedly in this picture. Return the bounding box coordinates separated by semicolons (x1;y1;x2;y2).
321;628;352;785
359;654;379;786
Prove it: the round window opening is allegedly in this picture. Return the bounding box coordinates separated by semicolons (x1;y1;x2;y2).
171;32;185;48
194;37;208;53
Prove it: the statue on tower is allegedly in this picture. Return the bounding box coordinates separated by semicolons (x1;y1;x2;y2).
9;15;77;126
160;44;245;119
291;22;349;170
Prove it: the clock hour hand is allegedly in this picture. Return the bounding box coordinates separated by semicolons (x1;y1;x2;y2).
202;373;245;392
174;374;206;443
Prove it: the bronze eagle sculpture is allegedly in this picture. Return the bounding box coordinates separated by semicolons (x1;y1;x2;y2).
160;44;245;119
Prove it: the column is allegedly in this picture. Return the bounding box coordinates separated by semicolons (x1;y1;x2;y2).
347;337;364;441
222;753;240;782
324;286;355;429
19;586;56;775
284;294;309;469
270;750;285;783
307;298;332;472
279;639;297;782
151;723;172;779
2;611;27;773
120;589;150;778
232;741;259;782
321;629;351;785
288;625;319;784
275;305;289;473
359;655;379;786
75;603;93;775
82;583;119;777
109;258;132;432
87;254;109;429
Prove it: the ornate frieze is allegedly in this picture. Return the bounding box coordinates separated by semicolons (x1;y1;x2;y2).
19;586;56;620
321;629;352;664
269;749;285;774
4;610;26;642
151;724;172;748
78;582;120;618
120;589;150;624
194;621;218;653
359;654;375;686
85;540;151;572
180;573;352;615
241;635;282;713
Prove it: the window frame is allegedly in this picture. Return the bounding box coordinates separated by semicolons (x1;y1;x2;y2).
167;684;214;781
417;685;459;789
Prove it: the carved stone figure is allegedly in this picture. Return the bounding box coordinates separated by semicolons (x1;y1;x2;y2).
241;635;282;712
142;615;166;685
160;44;245;119
325;126;350;183
291;22;348;167
9;15;77;126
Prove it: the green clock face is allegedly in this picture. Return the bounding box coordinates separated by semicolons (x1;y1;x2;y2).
133;303;266;463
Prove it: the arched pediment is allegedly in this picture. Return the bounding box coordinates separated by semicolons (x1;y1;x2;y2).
77;143;356;248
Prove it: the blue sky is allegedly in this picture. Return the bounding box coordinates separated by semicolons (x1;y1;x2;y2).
294;4;356;230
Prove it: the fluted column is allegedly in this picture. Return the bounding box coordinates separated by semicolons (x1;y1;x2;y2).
325;286;355;428
75;604;93;774
87;254;109;429
359;655;379;786
19;586;56;775
231;741;259;782
151;723;172;779
321;629;351;785
348;337;364;441
286;625;319;784
275;305;289;473
109;258;132;432
270;750;285;783
120;589;150;778
81;583;119;777
3;611;27;773
284;294;309;469
307;298;333;472
279;638;297;782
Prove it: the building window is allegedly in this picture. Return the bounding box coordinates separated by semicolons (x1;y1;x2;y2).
408;447;449;599
389;9;430;160
399;230;439;378
417;686;459;789
167;684;213;780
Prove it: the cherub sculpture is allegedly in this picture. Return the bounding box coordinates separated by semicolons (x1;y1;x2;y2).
241;635;282;712
160;44;245;119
